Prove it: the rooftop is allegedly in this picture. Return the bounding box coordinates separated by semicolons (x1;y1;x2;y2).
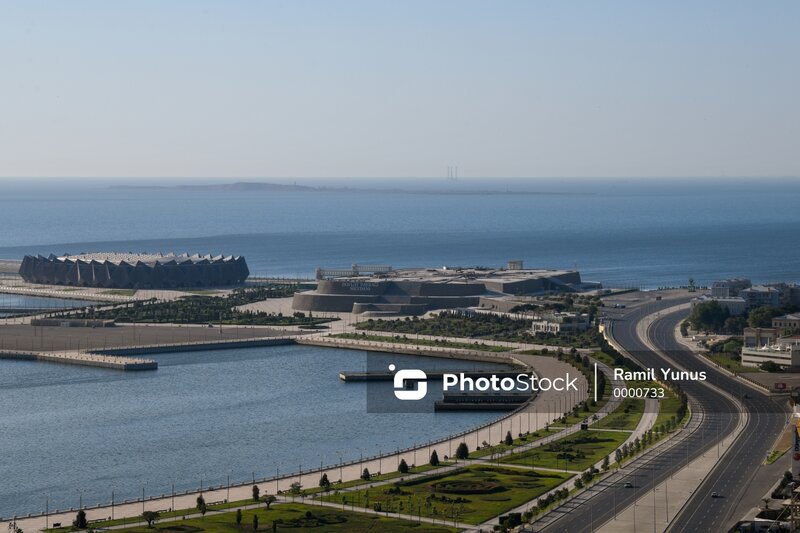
53;252;241;265
320;266;576;283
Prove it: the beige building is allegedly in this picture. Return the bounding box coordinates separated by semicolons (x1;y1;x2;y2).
531;312;591;335
743;327;780;348
773;314;800;331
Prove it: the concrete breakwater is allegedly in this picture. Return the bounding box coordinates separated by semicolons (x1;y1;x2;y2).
0;337;297;371
0;349;157;371
296;335;526;366
91;336;295;356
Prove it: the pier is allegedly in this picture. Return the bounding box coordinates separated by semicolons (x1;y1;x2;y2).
0;336;296;371
0;349;157;370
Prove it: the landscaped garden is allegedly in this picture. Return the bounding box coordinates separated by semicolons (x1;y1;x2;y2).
104;502;458;533
501;430;629;471
61;286;335;326
319;465;569;524
592;398;645;431
352;311;600;347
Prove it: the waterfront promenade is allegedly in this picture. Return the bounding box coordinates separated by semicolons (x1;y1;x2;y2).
0;301;619;531
0;351;592;531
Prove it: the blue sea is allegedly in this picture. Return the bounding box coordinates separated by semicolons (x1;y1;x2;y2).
0;346;507;516
1;178;798;288
1;177;799;516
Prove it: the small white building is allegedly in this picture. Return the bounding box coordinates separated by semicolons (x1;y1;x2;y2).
531;312;591;335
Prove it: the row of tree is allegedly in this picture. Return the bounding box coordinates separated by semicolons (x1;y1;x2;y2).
687;300;799;335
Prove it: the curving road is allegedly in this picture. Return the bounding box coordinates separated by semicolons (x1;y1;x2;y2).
535;294;787;532
647;306;787;531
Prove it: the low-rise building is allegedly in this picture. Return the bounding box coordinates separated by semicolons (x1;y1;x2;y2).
531;312;591;335
773;314;800;331
692;294;748;315
743;327;780;348
711;278;752;298
741;336;800;369
740;285;781;309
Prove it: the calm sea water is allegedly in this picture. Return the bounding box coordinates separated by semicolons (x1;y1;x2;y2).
1;178;799;515
0;294;96;317
0;345;507;516
0;178;798;288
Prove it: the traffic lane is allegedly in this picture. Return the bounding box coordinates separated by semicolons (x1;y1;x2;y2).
648;312;786;531
538;312;736;532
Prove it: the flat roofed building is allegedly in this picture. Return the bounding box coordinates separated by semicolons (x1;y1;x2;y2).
294;263;601;315
742;336;800;368
692;295;748;316
773;314;800;331
711;278;752;298
531;312;591;335
740;285;781;309
741;343;800;368
743;327;780;348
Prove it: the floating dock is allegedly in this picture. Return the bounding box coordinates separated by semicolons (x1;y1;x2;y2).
339;370;529;382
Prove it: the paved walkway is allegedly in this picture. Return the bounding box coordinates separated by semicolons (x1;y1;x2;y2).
480;376;658;532
0;350;587;532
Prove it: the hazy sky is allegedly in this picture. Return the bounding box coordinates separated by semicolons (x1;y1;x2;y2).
1;1;798;179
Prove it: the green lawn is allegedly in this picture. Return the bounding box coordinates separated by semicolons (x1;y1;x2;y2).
107;502;458;533
706;353;755;374
331;333;514;352
303;464;451;495
468;429;560;459
593;398;644;431
320;466;569;524
47;498;264;533
501;430;629;471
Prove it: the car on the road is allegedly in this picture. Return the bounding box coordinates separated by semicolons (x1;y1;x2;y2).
711;492;719;498
624;481;633;488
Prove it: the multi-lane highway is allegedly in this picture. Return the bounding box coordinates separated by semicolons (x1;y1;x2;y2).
535;293;788;532
646;306;788;531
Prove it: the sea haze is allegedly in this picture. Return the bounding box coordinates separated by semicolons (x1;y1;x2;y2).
0;178;798;288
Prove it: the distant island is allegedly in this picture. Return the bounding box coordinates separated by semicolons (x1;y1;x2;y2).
109;181;589;196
